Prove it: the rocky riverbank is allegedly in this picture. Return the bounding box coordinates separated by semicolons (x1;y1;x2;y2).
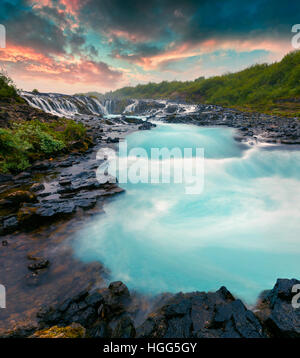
159;103;300;145
1;100;300;338
2;278;299;338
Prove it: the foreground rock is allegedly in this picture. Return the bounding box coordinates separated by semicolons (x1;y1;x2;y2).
3;279;299;338
255;278;300;338
137;287;265;338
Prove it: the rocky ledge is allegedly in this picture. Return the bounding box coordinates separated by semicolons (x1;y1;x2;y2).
161;104;300;145
2;278;299;338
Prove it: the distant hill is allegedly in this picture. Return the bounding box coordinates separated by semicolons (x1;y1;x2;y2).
104;51;300;118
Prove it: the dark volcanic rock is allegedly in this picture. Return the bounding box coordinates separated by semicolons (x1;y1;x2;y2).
0;190;37;209
37;290;104;329
137;286;265;338
255;278;300;337
5;279;300;338
30;183;45;192
138;121;156;130
112;316;136;338
28;258;50;271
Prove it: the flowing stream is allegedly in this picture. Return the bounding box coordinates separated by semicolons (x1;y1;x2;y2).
72;123;300;304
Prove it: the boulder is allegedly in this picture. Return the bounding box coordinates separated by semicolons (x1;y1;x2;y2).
137;286;265;338
255;278;300;337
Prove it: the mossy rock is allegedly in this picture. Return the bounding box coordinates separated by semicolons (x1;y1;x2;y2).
31;323;86;338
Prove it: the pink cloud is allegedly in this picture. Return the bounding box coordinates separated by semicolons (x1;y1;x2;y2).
117;37;293;71
0;43;122;92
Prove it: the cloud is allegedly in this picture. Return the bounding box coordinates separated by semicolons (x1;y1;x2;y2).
0;0;299;92
0;44;122;89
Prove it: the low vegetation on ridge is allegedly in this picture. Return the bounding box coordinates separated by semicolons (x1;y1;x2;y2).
105;51;300;118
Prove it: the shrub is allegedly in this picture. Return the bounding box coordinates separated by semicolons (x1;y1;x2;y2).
0;119;87;174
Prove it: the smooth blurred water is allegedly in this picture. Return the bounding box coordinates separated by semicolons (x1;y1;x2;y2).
73;124;300;304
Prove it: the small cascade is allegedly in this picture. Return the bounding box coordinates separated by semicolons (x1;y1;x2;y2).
104;99;113;114
21;91;108;118
123;100;138;113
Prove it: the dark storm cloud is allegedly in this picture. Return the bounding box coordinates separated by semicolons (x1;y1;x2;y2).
79;0;300;58
0;0;70;54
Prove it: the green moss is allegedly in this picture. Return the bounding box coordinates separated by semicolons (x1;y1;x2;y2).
0;71;20;101
0;119;89;174
31;324;86;338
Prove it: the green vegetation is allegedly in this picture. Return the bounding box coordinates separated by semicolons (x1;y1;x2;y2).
32;88;39;94
106;51;300;117
0;71;90;174
0;71;21;101
0;119;88;173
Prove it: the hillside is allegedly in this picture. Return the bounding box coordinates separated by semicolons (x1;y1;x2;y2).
104;51;300;118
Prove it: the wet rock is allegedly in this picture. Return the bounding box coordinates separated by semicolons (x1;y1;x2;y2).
112;316;136;338
255;278;300;337
165;104;178;113
30;183;45;192
88;321;111;338
0;323;38;338
36;200;76;217
0;174;13;183
106;137;119;143
138;121;156;130
28;258;49;271
137;286;265;338
37;290;104;329
59;179;72;186
0;190;37;209
2;216;19;233
17;205;38;226
14;172;31;181
31;160;53;171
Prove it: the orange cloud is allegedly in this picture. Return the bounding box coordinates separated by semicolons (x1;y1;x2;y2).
119;37;293;70
0;42;122;92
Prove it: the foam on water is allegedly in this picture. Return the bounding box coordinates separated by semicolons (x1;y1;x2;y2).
73;124;300;303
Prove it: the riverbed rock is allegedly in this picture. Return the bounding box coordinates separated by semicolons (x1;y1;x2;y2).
28;258;50;271
255;278;300;337
37;290;104;329
137;286;265;338
0;190;37;209
138;121;156;130
112;315;136;338
30;183;45;192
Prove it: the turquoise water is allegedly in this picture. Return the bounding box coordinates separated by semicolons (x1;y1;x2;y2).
73;124;300;304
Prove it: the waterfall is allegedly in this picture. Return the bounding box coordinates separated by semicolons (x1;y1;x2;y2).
21;91;108;118
21;91;199;118
123;100;138;113
104;99;113;114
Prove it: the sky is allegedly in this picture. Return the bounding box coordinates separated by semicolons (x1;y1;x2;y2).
0;0;299;94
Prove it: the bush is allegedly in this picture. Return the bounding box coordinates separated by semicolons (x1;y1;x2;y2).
0;71;19;100
0;119;87;173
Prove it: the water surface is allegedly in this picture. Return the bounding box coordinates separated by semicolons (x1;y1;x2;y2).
73;124;300;303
